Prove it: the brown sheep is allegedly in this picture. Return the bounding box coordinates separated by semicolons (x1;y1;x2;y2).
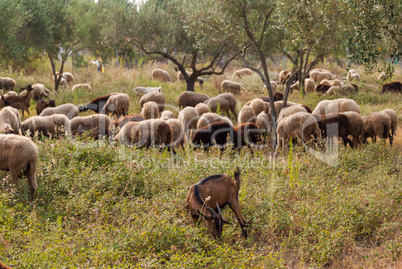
362;112;392;144
234;122;262;151
102;93;130;118
71;114;112;139
312;113;353;147
0;134;38;200
191;121;235;151
238;105;256;125
233;68;253;78
178;91;209;109
204;92;237;119
381;81;402;94
21;114;71;138
381;109;398;145
141;101;160;120
139;92;166;112
185;168;247;238
0;77;16;90
195;103;210;117
220;80;245;94
152;68;172;82
40;103;78;119
260;92;284;103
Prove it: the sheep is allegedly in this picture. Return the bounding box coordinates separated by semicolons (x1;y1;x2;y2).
305;78;315;92
326;86;343;95
21;114;71;138
141;101;160;120
197;112;232;129
185;168;247;238
312;113;353;147
248;98;267;115
178;91;210;109
312;98;360;115
233;68;253;78
114;119;173;150
272;101;310;118
102;93;130;118
56;72;74;85
347;69;360;82
362;112;392;144
221;80;245;94
238;105;256;125
107;113;145;136
40;103;79;119
78;94;116;113
256;111;272;134
0;77;16;90
177;71;205;85
315;84;331;93
290;81;299;93
72;83;92;92
342;84;357;94
309;69;336;82
195;103;210;117
133;86;161;95
166;118;186;149
2;91;18;98
178;106;199;136
260;92;284;103
0;134;38;200
234;122;262;151
320;79;332;87
279;70;291;84
276;112;321;149
31;83;51;101
70;114;112;139
277;105;308;123
160;110;174;121
1;85;33;116
36;99;56;115
204;92;237;119
342;111;364;146
381;109;397;144
381;81;402;94
151;68;172;82
0;107;21;134
191;121;235;151
139;91;166;112
262;81;278;92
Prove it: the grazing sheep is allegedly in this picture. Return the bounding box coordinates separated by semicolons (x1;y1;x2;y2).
278;105;308;123
234;122;262;151
0;107;21;134
151;68;172;82
262;81;278;92
320;79;332;87
220;80;245;94
309;69;336;82
381;81;402;94
256;112;272;134
36;99;56;115
342;111;364;146
178;91;210;109
204;92;237;119
381;109;397;145
362;112;392;144
347;69;360;82
31;83;51;101
260;92;284;103
160;110;174;121
141;101;160;120
178;107;199;136
70;114;112;139
185;168;247;238
343;84;357;94
315;84;331;93
248;98;267;116
233;68;253;78
78;94;116;113
21;114;71;138
238;105;256;125
139;91;166;112
0;77;16;90
313;113;353;147
272;101;306;118
72;83;92;92
177;71;205;85
326;86;343;95
279;70;291;84
276;112;321;149
197;112;232;129
195;103;210;117
0;134;38;200
1;85;33;116
107;113;144;136
115;119;173;150
56;72;74;85
305;78;315;92
166;118;186;149
290;81;299;93
133;86;161;95
102;93;130;118
40;103;79;119
312;98;360;115
191;121;235;151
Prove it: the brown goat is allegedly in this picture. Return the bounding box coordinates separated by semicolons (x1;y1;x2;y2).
2;85;33;116
234;122;263;151
36;99;56;115
185;168;247;238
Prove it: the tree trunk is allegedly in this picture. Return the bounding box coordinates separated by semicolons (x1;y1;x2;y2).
186;79;196;92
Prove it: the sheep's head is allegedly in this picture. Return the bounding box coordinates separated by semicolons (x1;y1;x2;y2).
198;203;230;238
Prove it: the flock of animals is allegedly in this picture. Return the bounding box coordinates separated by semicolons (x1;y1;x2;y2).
0;66;400;238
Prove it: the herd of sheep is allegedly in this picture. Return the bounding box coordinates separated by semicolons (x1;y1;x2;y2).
0;66;400;237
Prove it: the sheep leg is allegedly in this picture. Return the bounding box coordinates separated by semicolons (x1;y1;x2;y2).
228;201;247;238
25;167;37;201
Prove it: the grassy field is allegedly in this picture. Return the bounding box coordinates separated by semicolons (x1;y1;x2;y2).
0;60;401;268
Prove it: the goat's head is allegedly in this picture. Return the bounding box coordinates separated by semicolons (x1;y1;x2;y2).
198;203;230;238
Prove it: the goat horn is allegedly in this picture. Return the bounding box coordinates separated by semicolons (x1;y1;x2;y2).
216;202;222;216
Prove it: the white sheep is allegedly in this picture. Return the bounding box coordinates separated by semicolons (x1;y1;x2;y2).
21;114;71;138
151;68;172;82
347;69;360;82
139;92;166;112
220;80;245;94
178;107;199;136
133;86;161;95
31;83;51;101
233;68;253;78
277;105;308;123
304;78;315;92
56;72;74;85
0;107;21;134
262;81;278;92
238;105;256;125
102;93;130;118
279;70;291;84
312;98;360;115
204;92;237;119
309;69;336;82
196;112;232;129
70;114;112;139
195;103;210;117
160;110;174;121
0;134;38;200
72;83;92;92
141;101;160;119
40;103;79;119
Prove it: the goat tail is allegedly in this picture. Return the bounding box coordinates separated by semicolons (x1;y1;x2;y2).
234;167;241;188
